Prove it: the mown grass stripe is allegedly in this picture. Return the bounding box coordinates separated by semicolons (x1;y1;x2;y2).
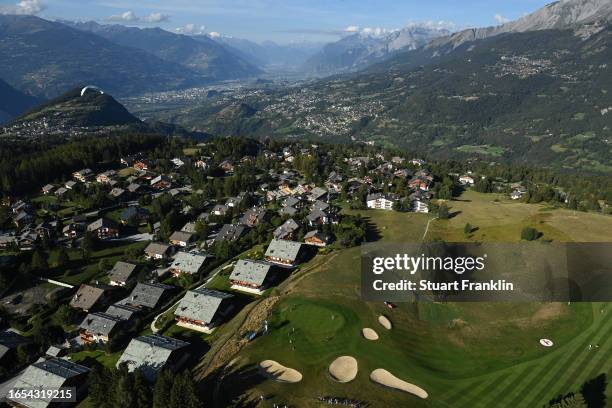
456;379;500;408
548;315;612;398
441;382;478;404
465;372;513;408
585;325;612;380
521;310;612;406
485;365;535;406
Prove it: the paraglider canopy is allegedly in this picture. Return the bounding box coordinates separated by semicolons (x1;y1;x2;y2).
80;85;104;97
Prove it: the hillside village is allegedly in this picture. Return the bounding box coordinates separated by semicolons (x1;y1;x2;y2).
0;136;608;406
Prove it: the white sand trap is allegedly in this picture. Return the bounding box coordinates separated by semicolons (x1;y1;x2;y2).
328;356;358;383
362;328;379;340
259;360;303;383
378;315;392;330
370;369;428;399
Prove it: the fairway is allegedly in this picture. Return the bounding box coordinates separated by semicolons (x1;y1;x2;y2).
218;193;612;407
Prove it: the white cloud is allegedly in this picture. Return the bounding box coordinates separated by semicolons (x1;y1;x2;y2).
142;12;170;23
0;0;46;15
344;25;360;33
406;20;457;32
106;10;170;24
208;31;221;38
175;23;207;35
494;14;510;24
107;10;139;22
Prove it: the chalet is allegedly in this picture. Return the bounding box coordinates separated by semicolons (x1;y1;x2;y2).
169;252;208;277
219;160;235;173
73;168;93;182
225;195;243;208
511;187;528;200
105;303;141;321
96;170;117;184
87;217;120;239
133;160;149;171
240;207;267;227
63;222;84;239
212;204;229;216
116;334;190;382
459;175;475;185
175;288;234;333
124;282;175;309
391;156;405;165
65;180;77;190
0;235;16;249
213;224;245;243
69;284;110;312
126;183;142;193
195;158;210;169
108;261;139;286
109;187;126;200
283;196;303;208
280;205;298;217
308;187;328;202
121;156;135;167
169;231;195;247
229;260;274;294
394;169;413;179
120;206;149;225
41;184;55;195
181;222;197;234
79;312;124;344
273;219;299;240
35;221;56;240
304;230;331;247
171;158;185;168
307;209;329;226
144;242;173;260
408;177;431;191
17;230;39;250
151;175;172;190
366;193;399;211
9;358;89;407
410;158;426;166
54;187;68;198
265;239;303;266
14;210;34;229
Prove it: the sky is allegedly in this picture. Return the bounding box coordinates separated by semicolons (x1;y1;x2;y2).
0;0;555;43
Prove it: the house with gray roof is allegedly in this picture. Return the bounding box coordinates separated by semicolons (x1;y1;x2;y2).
169;252;209;277
78;312;125;344
9;357;89;408
213;224;245;243
108;261;139;286
239;207;268;227
169;231;194;247
265;239;303;266
116;334;190;382
105;303;141;321
124;282;175;309
144;242;173;260
273;219;299;240
175;288;234;333
229;260;274;294
69;284;110;312
308;187;328;202
87;217;119;239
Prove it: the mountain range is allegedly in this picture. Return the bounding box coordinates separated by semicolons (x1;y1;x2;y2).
302;26;450;75
66;21;261;78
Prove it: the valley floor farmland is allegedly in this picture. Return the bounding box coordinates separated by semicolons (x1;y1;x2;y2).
210;191;612;407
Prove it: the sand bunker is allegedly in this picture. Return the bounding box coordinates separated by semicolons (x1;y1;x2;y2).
378;315;392;330
370;369;428;399
362;328;379;340
259;360;303;383
328;356;358;383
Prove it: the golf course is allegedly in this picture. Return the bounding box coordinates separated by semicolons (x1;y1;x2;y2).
213;191;612;407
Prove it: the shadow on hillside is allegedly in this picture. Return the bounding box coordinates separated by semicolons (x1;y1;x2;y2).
361;216;381;242
215;364;269;408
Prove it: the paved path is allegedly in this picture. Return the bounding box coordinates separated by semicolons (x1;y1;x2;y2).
422;216;438;241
